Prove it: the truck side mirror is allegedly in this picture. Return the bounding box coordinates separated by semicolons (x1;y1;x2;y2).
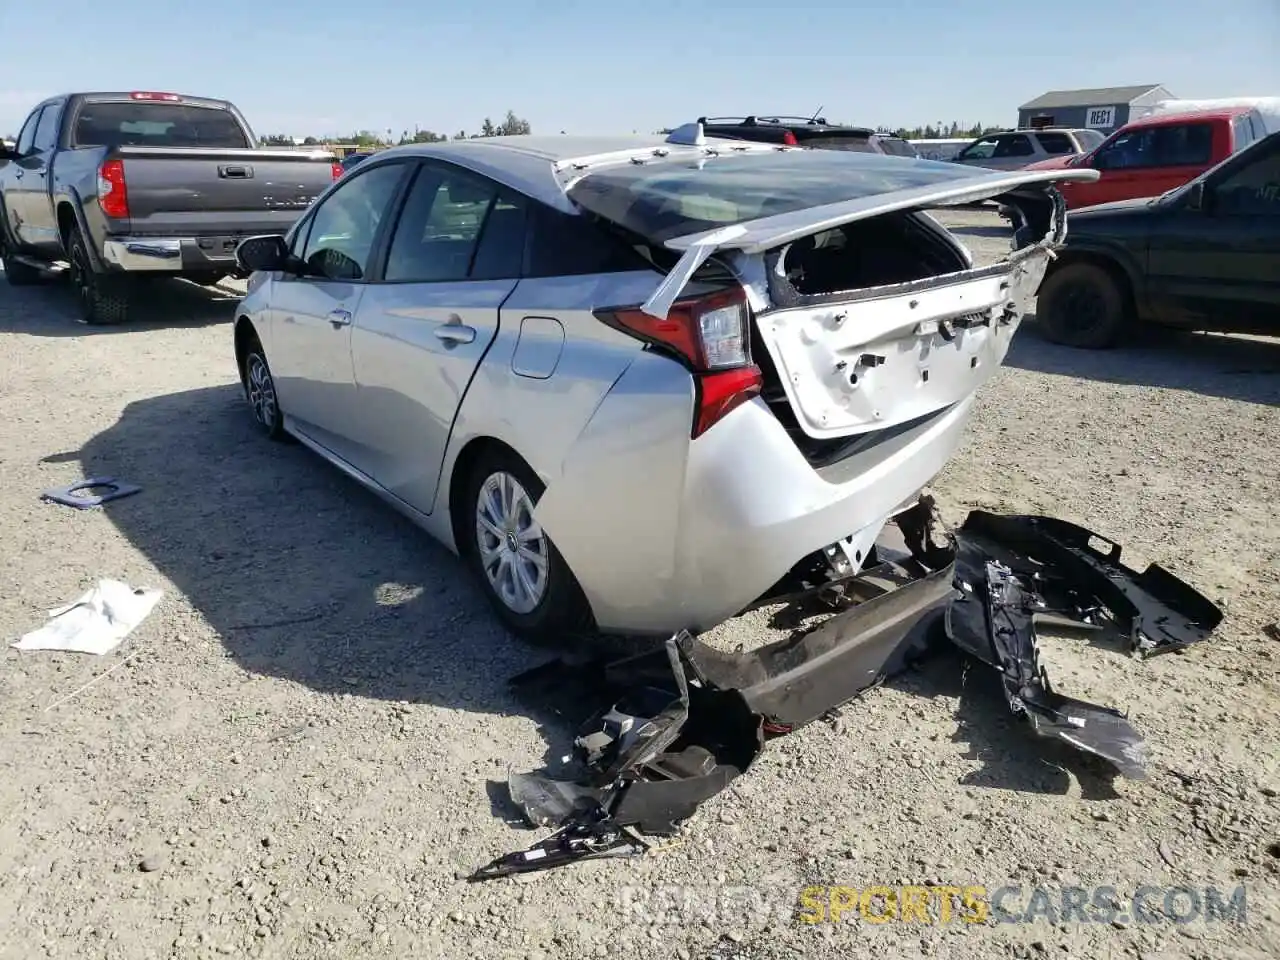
236;234;292;274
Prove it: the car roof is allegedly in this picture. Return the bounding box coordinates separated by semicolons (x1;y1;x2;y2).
1123;106;1254;128
357;134;753;211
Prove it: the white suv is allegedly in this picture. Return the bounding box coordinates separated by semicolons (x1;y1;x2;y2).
951;128;1106;170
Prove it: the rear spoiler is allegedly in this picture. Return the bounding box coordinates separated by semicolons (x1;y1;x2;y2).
640;166;1100;319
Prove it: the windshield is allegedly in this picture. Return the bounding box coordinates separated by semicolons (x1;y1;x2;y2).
72;101;250;149
567;149;989;244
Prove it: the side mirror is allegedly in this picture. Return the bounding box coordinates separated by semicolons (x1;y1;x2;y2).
235;234;292;274
1185;181;1208;212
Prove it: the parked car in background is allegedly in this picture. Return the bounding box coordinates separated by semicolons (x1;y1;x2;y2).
1035;131;1279;348
0;91;340;324
911;138;971;161
340;151;374;175
951;128;1105;170
1023;107;1266;209
871;133;918;158
696;116;910;155
229;128;1095;641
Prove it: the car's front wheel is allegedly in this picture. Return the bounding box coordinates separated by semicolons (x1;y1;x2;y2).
241;336;287;441
463;448;594;644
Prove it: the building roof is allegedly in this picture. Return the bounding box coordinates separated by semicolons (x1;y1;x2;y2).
1019;85;1166;111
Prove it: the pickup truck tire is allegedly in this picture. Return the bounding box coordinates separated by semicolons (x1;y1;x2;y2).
0;229;43;287
67;227;131;325
1036;262;1128;349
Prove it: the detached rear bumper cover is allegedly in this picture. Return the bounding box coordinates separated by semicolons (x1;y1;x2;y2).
469;508;1222;881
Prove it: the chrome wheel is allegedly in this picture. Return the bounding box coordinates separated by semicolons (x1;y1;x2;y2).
246;353;277;427
474;470;549;615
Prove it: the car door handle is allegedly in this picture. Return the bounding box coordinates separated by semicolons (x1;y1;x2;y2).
12;169;22;179
328;309;352;328
434;321;476;345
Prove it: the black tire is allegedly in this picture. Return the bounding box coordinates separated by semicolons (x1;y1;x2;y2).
1036;262;1128;349
0;223;43;286
67;226;131;325
240;336;287;441
462;448;595;644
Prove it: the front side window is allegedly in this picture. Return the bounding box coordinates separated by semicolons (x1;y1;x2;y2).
32;105;62;153
1210;144;1280;217
301;162;406;280
15;108;43;155
1093;129;1155;170
957;137;998;161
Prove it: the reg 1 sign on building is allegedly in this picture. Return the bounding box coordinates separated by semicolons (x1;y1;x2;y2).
1086;106;1117;129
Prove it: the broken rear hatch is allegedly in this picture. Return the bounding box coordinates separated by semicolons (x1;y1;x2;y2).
564;150;1099;441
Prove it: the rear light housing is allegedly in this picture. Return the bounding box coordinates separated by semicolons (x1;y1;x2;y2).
97;159;129;219
331;161;344;180
129;91;181;101
595;286;763;438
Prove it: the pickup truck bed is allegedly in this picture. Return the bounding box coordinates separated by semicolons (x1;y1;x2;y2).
0;90;338;324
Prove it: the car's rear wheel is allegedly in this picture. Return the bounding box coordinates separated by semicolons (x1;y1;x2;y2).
463;448;594;644
1036;262;1128;349
241;337;287;440
67;226;131;325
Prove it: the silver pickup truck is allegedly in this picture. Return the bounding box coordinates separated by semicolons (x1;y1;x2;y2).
0;91;339;324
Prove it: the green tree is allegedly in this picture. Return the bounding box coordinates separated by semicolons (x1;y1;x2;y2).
302;135;320;145
480;117;497;137
259;133;295;146
496;110;531;136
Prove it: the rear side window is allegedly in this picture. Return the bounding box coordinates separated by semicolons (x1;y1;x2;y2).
527;204;650;277
1232;115;1257;151
1152;123;1213;166
385;164;499;282
32;106;61;152
993;134;1035;158
957;137;998;160
1035;132;1074;155
71;102;250;148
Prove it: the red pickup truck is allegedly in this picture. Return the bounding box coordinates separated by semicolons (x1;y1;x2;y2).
1024;107;1267;209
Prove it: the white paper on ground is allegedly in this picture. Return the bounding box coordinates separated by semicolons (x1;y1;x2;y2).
12;579;164;655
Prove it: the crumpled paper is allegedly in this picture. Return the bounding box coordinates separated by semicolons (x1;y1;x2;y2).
12;579;164;655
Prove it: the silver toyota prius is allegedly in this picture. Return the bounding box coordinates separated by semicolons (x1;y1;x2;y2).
230;126;1096;642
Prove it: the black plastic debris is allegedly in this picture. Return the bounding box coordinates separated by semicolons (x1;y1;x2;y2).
41;477;142;509
469;508;1223;881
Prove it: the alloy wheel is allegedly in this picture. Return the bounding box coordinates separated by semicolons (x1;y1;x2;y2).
246;354;278;428
474;470;550;615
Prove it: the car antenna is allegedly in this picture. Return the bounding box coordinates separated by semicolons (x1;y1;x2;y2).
809;105;824;124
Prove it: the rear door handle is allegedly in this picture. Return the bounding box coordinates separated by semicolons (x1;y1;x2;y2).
434;321;476;345
328;309;352;328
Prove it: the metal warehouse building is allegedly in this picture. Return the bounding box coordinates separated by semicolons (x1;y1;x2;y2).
1017;84;1174;134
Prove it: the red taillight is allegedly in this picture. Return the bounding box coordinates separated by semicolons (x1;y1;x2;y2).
331;161;344;180
129;91;181;101
98;159;129;219
596;286;762;437
782;130;798;146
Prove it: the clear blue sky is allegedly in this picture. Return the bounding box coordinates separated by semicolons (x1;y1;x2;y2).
2;0;1277;138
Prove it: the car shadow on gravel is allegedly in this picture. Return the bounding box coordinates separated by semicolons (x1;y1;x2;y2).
75;383;615;770
0;274;236;334
886;651;1125;801
1010;320;1280;406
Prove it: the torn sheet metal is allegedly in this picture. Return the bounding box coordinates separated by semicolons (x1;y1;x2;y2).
639;223;747;319
13;579;163;655
41;477;142;509
471;508;1222;880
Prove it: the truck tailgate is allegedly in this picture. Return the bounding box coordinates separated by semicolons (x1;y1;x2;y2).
112;146;335;236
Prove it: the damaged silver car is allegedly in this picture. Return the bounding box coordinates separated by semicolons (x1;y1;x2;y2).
233;123;1097;641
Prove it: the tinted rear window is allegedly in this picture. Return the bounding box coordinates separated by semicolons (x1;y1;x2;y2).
801;136;877;153
1036;132;1075;154
567;150;989;244
72;101;249;148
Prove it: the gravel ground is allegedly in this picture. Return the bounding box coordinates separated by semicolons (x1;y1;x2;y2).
1;209;1278;960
